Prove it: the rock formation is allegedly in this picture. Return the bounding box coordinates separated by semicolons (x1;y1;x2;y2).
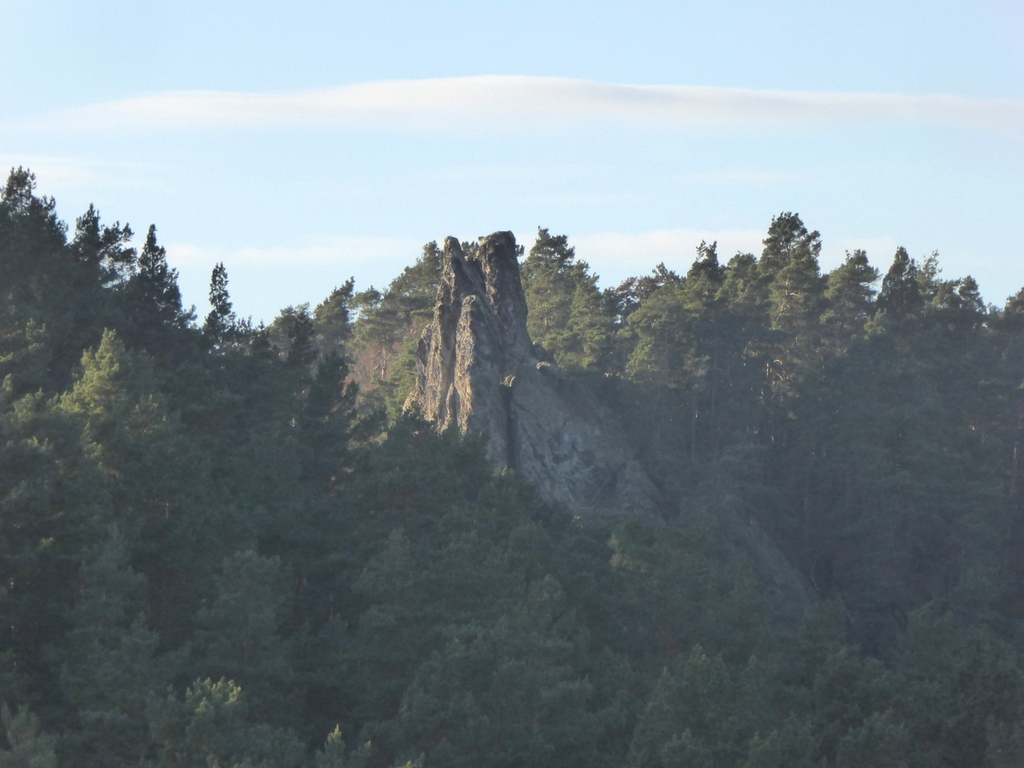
407;231;809;630
406;232;662;515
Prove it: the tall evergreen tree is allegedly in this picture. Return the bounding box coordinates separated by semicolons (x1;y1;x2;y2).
313;278;356;359
119;225;193;353
194;551;296;727
0;704;57;768
71;204;135;290
765;215;826;399
202;262;241;348
147;678;306;768
49;527;176;768
760;212;819;278
521;228;612;370
822;250;879;354
874;247;923;324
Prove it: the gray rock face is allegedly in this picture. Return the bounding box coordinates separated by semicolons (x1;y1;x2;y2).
407;232;662;515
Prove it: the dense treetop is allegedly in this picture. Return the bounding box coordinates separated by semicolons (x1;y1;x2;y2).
3;168;1024;767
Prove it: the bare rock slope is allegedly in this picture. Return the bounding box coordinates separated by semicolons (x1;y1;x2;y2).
406;232;662;516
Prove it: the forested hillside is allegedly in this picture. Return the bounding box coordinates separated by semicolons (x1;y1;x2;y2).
3;166;1024;767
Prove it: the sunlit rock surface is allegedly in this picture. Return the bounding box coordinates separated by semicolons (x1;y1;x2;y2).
407;232;662;515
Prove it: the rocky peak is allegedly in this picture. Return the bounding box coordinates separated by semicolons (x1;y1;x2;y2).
439;232;532;368
407;231;661;516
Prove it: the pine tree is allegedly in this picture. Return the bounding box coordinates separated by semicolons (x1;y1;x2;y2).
0;168;113;389
0;704;57;768
760;212;819;279
147;678;305;768
0;389;105;705
766;217;826;396
194;551;296;726
71;204;135;290
521;228;612;370
297;352;361;493
347;241;443;411
0;168;69;313
119;225;194;353
313;278;356;359
57;330;181;508
202;262;241;348
269;305;317;369
822;250;879;354
874;247;923;324
49;527;176;768
314;727;370;768
834;711;909;768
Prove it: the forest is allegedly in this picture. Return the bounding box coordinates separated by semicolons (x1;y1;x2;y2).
2;165;1024;767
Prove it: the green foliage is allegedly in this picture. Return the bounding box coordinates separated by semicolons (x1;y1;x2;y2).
0;704;57;768
315;727;371;768
194;551;295;725
347;242;441;415
48;526;176;767
0;390;106;706
873;246;924;326
4;175;1024;768
897;608;1024;768
203;262;244;348
314;278;356;359
392;579;612;768
521;228;613;370
834;711;910;768
147;678;305;768
822;249;878;353
71;203;136;290
268;304;317;369
627;647;778;768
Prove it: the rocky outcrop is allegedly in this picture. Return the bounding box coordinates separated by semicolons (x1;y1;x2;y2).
406;231;810;631
406;232;662;516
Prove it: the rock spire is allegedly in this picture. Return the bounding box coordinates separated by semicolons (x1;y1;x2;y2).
407;232;661;515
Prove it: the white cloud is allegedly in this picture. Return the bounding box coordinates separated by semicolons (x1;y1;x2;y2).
33;77;1024;137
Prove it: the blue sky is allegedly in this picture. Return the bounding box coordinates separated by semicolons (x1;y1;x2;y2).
2;0;1022;323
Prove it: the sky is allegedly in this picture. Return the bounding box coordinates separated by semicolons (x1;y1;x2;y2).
2;0;1023;324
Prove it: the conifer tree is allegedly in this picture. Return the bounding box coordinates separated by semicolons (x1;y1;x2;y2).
147;678;305;768
49;527;175;768
0;168;113;388
202;262;241;348
0;704;57;768
765;216;826;396
0;168;68;311
71;205;135;290
875;247;923;323
822;250;879;354
119;225;193;353
314;727;370;768
345;241;444;413
313;278;356;359
57;330;180;509
521;228;612;370
194;551;295;726
0;388;104;700
760;212;819;278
